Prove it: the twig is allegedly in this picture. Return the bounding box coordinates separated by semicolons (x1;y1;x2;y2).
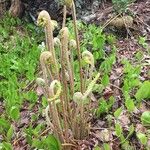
62;143;77;148
101;13;120;31
38;127;51;138
90;127;111;130
109;83;122;91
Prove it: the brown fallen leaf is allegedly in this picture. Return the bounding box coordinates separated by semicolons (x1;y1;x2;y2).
135;124;147;133
103;87;114;99
95;129;113;142
118;114;130;127
36;86;44;96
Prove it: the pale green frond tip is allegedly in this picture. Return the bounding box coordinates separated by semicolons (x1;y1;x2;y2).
54;37;61;47
37;10;49;27
84;73;100;98
48;80;62;102
82;50;94;66
73;73;100;103
40;51;52;64
59;27;69;37
64;0;73;8
69;39;77;49
51;20;58;30
73;92;83;104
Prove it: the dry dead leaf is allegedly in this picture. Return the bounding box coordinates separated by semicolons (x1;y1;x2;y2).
135;124;147;133
95;129;113;142
103;87;114;99
118;114;130;127
36;86;44;96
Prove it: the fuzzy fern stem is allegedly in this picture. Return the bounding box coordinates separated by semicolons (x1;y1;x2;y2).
71;1;83;93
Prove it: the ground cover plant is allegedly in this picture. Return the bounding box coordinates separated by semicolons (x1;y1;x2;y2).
0;14;44;149
0;0;150;150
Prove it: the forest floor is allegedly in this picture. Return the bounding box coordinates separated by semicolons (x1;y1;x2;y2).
0;0;150;150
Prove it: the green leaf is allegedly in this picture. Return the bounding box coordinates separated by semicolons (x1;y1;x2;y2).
96;98;108;117
103;143;111;150
44;135;61;150
128;124;135;137
0;118;10;130
121;124;134;144
7;125;14;141
1;142;13;150
33;124;44;137
125;98;135;112
141;111;150;126
108;96;115;109
102;74;109;87
10;106;20;121
32;139;42;149
94;146;101;150
121;140;132;150
0;143;3;149
139;36;148;48
137;133;148;145
135;81;150;102
115;123;123;137
24;91;38;103
93;51;100;60
114;107;122;118
42;96;48;107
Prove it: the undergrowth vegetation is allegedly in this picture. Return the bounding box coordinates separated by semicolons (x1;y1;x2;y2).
0;15;43;114
0;0;150;149
0;14;44;149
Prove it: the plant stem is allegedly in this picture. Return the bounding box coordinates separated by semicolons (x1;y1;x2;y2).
68;46;75;97
60;27;72;142
71;1;83;93
62;5;67;28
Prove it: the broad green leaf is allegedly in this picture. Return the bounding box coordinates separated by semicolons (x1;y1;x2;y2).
7;125;14;141
96;98;108;117
32;139;42;149
44;135;61;150
2;142;13;150
24;91;38;103
141;111;150;126
0;118;10;130
10;106;20;121
33;124;44;137
108;96;115;109
125;98;135;112
115;123;122;137
0;143;3;149
137;133;148;145
93;51;100;60
121;140;132;150
94;146;101;150
103;143;111;150
102;74;109;87
42;96;48;107
135;81;150;102
128;124;135;137
114;107;122;118
121;124;134;144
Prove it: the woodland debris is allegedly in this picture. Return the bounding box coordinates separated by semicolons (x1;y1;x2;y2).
109;15;134;28
95;129;113;142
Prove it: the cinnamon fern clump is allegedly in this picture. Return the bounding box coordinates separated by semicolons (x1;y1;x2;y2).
36;1;100;149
